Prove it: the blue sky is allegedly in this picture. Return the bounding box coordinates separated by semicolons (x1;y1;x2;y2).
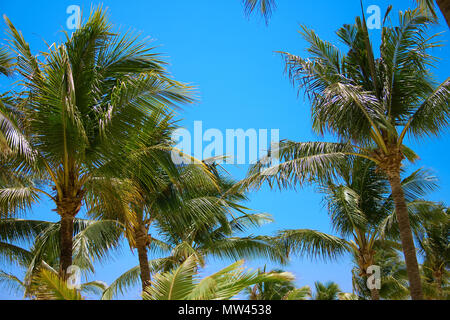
0;0;449;299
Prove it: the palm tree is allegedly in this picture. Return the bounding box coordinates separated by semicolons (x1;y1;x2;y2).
245;267;312;300
141;255;293;300
101;195;285;299
282;286;312;300
313;281;342;300
92;113;282;295
86;109;185;291
245;268;295;300
245;9;449;299
1;7;192;279
275;158;439;300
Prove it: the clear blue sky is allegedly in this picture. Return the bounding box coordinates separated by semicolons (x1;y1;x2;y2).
0;0;449;299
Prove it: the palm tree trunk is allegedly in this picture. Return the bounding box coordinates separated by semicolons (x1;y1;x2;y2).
57;192;83;279
370;288;380;300
137;244;151;292
387;170;423;300
59;213;74;279
135;226;151;292
433;270;443;299
436;0;450;29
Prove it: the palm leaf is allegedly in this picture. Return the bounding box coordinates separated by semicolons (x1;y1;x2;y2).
30;269;83;300
277;229;349;261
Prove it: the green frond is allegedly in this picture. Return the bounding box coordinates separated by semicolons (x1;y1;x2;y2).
244;141;357;191
3;14;42;82
0;47;13;76
283;286;312;300
324;184;369;236
277;229;349;261
380;9;438;125
338;292;359;300
0;241;33;267
0;186;40;218
246;268;298;300
203;236;287;264
101;258;171;300
72;219;124;273
225;213;274;234
242;0;276;24
143;255;294;300
401;168;439;202
0;270;25;295
0;218;51;245
314;281;342;300
101;265;140;300
415;0;438;19
406;78;450;139
0;98;33;158
142;255;197;300
80;280;108;297
30;269;83;300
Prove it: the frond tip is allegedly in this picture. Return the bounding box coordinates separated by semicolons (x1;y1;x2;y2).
242;0;277;24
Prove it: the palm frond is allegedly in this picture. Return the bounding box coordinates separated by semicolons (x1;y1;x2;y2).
277;229;349;261
243;141;356;190
101;258;170;300
0;270;25;295
0;47;13;76
80;280;108;297
314;281;342;300
143;255;294;300
416;0;438;19
142;255;197;300
0;242;34;267
242;0;276;24
406;78;450;139
0;186;39;218
203;236;288;264
30;269;83;300
283;286;312;300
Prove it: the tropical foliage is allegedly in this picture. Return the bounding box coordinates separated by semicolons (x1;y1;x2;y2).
243;8;449;299
245;267;309;300
142;255;293;300
0;2;448;301
275;158;443;299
